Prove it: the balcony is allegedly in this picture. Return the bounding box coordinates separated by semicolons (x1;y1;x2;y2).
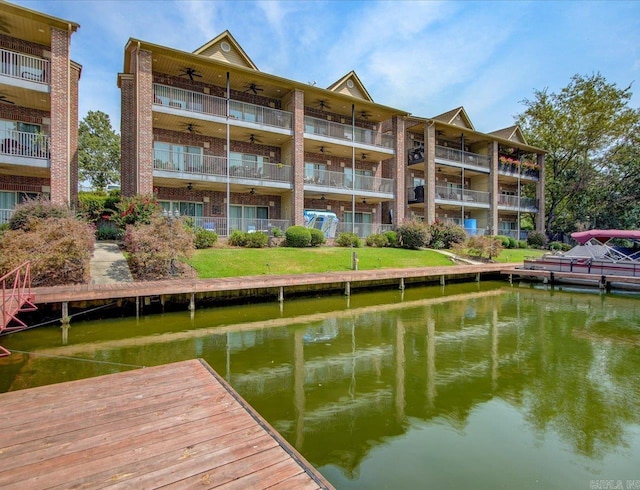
189;217;292;236
335;222;394;238
0;208;11;225
498;195;538;211
304;116;395;151
153;84;292;130
434;185;490;205
498;161;540;180
408;144;424;165
435;145;490;170
304;168;394;194
0;130;50;166
153;149;292;184
0;48;50;85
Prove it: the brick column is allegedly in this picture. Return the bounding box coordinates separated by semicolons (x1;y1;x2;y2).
536;153;546;233
425;123;436;223
119;74;136;197
135;49;154;196
49;27;71;205
69;62;80;206
489;141;499;235
289;89;305;226
392;116;405;225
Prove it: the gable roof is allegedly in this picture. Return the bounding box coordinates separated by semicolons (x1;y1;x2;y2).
326;71;373;102
489;125;528;145
432;106;475;130
192;30;259;71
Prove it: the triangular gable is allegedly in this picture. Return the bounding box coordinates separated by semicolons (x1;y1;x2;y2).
432;107;475;130
192;30;259;71
489;125;528;145
326;71;373;102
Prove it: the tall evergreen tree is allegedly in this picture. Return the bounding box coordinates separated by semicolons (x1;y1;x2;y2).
78;111;120;191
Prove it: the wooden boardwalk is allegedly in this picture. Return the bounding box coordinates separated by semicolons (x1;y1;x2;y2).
0;359;333;489
30;263;512;305
504;267;640;290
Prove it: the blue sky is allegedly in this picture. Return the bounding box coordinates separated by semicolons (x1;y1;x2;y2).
13;0;640;134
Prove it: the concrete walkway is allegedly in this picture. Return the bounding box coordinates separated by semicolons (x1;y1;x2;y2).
90;241;134;285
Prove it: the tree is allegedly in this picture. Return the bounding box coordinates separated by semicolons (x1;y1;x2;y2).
516;73;639;235
78;111;120;191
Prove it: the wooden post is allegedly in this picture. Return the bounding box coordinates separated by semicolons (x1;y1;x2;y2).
475;272;480;282
440;275;445;286
399;277;405;290
61;302;70;326
345;282;351;296
352;251;358;271
189;293;195;311
135;296;140;318
278;286;284;303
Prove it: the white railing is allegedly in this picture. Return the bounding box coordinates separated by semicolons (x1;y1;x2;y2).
435;145;490;169
0;48;49;84
304;168;394;193
498;162;540;180
190;216;291;236
435;185;490;205
153;84;292;129
153;149;292;183
498;230;531;240
498;195;538;210
304;116;395;149
0;208;12;225
335;222;393;238
0;129;50;159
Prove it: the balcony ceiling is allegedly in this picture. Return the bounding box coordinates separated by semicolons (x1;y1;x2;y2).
302;139;392;163
0;5;78;46
0;162;49;179
0;84;49;111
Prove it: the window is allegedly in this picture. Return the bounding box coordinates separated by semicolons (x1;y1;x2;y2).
304;163;327;184
0;120;44;157
230;205;269;232
344;212;373;236
159;200;203;219
413;177;425;187
0;191;39;224
344;168;372;189
154;142;202;172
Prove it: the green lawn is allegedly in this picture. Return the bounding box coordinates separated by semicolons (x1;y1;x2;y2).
188;246;546;278
493;248;547;263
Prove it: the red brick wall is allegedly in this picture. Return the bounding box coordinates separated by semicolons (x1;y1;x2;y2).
136;49;154;195
0;105;49;125
0;34;48;57
69;63;80;205
290;89;305;225
0;174;49;194
49;27;70;205
119;74;136;197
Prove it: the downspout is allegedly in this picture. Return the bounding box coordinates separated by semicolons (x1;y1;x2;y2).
351;104;355;234
226;72;230;236
136;41;140;194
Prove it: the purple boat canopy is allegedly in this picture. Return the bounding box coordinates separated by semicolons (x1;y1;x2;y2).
571;229;640;245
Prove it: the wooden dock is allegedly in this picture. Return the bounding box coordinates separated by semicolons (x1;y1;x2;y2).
502;267;640;291
0;359;333;489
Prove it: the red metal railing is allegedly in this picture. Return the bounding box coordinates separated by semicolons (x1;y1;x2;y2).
1;261;37;357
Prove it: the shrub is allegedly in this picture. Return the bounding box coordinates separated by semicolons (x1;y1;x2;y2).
428;220;467;249
335;232;361;247
271;227;284;238
496;235;511;248
0;222;8;238
113;194;160;229
518;240;528;249
228;230;249;247
95;222;122;241
549;241;572;252
0;216;95;286
366;233;389;247
246;231;269;248
309;228;326;247
194;228;218;249
527;231;547;248
508;237;517;249
124;215;195;280
8;197;72;231
285;226;311;247
466;235;503;261
397;220;430;250
384;230;398;247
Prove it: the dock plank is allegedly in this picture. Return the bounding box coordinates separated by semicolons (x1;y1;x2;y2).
0;359;333;490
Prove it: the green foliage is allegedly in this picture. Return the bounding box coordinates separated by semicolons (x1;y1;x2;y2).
397;220;430;250
549;241;572;252
466;235;503;261
496;235;511;248
77;190;120;223
428;220;467;249
0;216;95;286
285;226;312;247
114;194;160;228
124;215;195;280
527;231;547;248
246;231;269;248
78;110;121;191
309;228;326;247
95;222;122;240
228;230;249;247
0;222;8;238
271;227;284;238
518;240;528;249
508;237;517;249
384;231;398;247
194;228;218;249
335;232;361;248
8;197;72;231
366;233;389;247
516;73;640;234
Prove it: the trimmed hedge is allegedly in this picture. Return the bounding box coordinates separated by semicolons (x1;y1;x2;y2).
397;220;430;250
309;228;326;247
285;226;311;247
335;232;361;247
194;228;218;249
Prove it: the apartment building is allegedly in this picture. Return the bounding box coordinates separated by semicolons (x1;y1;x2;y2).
0;2;80;224
119;31;545;239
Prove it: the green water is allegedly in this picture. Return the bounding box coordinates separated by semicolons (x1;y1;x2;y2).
2;281;640;489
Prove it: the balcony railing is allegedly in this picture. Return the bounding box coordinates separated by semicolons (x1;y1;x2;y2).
153;84;292;129
498;195;538;210
0;208;11;225
434;185;490;205
190;216;291;236
435;145;490;169
304;168;394;194
0;130;50;159
498;162;540;180
304;116;395;150
153;149;292;183
335;222;394;238
0;48;49;84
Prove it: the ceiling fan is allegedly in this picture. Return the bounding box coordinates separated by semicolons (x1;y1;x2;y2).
361;153;368;160
318;146;332;155
0;94;14;105
359;110;371;119
249;188;256;195
178;67;203;81
319;194;326;201
316;99;331;111
244;83;264;95
248;134;262;144
181;123;201;134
